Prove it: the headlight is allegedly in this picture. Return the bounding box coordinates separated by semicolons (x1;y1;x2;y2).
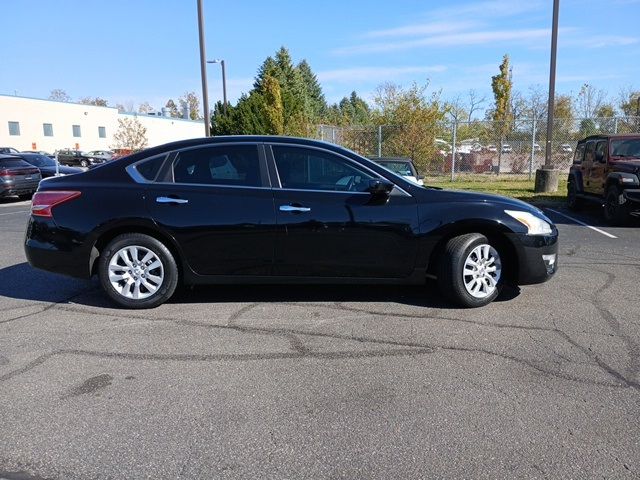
505;210;552;235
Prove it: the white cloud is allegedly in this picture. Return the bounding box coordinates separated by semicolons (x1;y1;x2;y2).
364;21;477;39
427;0;543;19
317;66;447;83
333;29;553;55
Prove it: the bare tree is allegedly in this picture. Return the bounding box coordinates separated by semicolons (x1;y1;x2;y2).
112;118;148;152
467;89;486;122
576;83;606;118
178;92;202;120
49;89;71;102
78;97;108;107
138;102;153;114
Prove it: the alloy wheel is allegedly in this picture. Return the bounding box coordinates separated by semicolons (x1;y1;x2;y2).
108;245;164;300
462;244;502;299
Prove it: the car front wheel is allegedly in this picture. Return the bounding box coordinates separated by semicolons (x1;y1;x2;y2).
438;233;503;308
567;177;582;210
80;160;89;168
604;185;628;226
98;233;178;309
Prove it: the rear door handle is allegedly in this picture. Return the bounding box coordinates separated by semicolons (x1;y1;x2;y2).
156;196;189;205
279;205;311;213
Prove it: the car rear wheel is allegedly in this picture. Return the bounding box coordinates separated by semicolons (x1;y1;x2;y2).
567;178;582;210
98;233;178;309
604;185;628;226
438;233;503;308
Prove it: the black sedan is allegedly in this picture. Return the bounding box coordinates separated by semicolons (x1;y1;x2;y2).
16;153;83;178
25;136;558;309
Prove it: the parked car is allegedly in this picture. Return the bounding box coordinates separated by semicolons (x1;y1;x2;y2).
16;153;83;178
567;134;640;224
532;143;542;153
86;150;114;162
370;156;424;185
485;144;498;153
559;143;573;153
0;154;42;199
25;136;558;309
21;150;54;158
56;149;106;168
0;147;20;154
501;144;513;154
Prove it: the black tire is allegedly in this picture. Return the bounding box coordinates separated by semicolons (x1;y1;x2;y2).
80;160;89;168
567;177;582;211
438;233;503;308
98;233;178;309
603;185;628;226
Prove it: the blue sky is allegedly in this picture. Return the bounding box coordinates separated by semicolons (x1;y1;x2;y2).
2;0;639;115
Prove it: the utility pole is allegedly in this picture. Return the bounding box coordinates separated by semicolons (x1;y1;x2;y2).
197;0;210;136
535;0;560;193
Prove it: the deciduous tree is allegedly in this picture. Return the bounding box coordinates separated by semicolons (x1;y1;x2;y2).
112;118;148;152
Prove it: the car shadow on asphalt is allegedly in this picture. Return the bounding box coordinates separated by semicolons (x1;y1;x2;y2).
0;262;520;310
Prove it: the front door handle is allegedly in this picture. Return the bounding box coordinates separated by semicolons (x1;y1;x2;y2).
279;205;311;213
156;196;189;205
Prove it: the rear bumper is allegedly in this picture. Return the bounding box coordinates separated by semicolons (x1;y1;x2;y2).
1;180;40;197
24;217;92;279
507;230;559;285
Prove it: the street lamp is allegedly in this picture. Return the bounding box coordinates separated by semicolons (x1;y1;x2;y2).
196;0;210;136
207;59;228;115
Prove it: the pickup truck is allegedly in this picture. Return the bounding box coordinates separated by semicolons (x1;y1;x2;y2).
567;134;640;224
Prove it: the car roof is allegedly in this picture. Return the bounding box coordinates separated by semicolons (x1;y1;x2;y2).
579;134;640;143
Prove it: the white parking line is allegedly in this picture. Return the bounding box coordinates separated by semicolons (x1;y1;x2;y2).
0;210;29;216
546;208;617;239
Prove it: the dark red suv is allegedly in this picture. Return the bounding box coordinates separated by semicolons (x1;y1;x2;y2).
567;134;640;224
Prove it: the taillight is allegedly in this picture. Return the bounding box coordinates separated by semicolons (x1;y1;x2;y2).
31;191;81;218
0;169;15;177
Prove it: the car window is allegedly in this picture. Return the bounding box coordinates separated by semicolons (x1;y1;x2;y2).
573;144;585;164
0;158;31;168
172;144;261;187
611;139;640;157
378;161;413;176
595;141;607;162
135;154;167;181
272;145;375;192
584;141;596;164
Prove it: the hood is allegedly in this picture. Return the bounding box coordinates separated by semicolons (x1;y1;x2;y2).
436;188;545;215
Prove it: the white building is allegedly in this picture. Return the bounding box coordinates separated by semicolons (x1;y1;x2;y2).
0;94;205;153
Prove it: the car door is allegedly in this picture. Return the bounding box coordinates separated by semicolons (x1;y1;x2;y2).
582;140;595;192
144;143;276;276
587;140;608;195
267;143;419;278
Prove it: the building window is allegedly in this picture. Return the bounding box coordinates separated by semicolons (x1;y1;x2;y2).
98;126;106;138
43;123;54;137
8;121;20;136
72;125;81;137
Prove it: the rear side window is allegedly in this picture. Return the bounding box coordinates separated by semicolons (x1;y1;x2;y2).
172;144;261;187
135;154;166;181
573;144;585;164
584;141;596;163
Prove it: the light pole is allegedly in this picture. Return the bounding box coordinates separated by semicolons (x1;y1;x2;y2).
196;0;210;136
535;0;560;193
208;59;227;115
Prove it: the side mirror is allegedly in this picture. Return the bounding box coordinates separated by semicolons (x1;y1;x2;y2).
367;179;394;196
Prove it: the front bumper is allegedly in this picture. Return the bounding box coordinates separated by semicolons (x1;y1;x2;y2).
623;189;640;204
507;230;559;285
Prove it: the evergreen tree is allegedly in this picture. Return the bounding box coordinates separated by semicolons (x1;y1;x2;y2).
298;59;327;121
262;75;284;135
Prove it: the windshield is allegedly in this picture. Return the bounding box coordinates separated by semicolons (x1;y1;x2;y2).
611;139;640;158
377;161;415;176
25;155;56;167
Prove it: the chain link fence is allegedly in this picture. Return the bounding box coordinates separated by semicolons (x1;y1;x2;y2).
314;116;640;182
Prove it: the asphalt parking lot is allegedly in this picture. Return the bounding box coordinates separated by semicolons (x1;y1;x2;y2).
1;197;639;479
